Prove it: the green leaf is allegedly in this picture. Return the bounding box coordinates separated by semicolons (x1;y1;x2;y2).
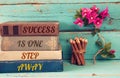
106;49;110;52
101;54;108;58
74;10;82;18
103;42;111;51
96;41;102;47
108;54;115;58
100;51;109;58
92;28;100;36
76;10;81;14
100;50;115;58
95;28;100;33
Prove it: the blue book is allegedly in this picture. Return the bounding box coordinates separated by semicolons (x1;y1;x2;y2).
0;60;63;73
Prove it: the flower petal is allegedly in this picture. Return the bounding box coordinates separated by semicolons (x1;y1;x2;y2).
73;18;84;27
94;18;103;28
100;7;110;19
91;5;100;12
110;50;116;54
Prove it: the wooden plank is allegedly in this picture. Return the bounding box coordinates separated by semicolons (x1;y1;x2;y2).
0;60;120;77
59;31;120;60
0;0;119;4
0;4;120;31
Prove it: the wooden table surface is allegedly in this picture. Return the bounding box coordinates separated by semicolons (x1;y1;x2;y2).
0;0;120;77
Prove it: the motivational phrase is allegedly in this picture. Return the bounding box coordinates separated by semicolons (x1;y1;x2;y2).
17;40;43;47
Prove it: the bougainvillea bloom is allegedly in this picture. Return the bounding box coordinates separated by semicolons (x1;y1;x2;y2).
86;12;98;24
91;5;100;12
110;50;116;54
73;18;84;27
100;7;110;19
81;8;92;18
93;17;103;28
74;5;110;28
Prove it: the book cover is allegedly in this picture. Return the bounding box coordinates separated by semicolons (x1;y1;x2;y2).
0;45;62;61
1;36;58;51
0;60;63;73
0;21;59;36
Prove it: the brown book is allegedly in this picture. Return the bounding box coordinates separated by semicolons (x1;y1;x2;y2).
1;36;58;51
0;21;59;36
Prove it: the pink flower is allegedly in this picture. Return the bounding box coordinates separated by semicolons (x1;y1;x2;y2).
91;5;99;12
110;50;116;54
86;11;98;24
94;17;103;28
81;8;92;18
100;7;110;19
73;18;84;27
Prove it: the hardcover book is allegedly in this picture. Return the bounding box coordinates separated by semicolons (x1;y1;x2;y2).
0;21;59;36
1;36;58;51
0;45;62;61
0;60;63;73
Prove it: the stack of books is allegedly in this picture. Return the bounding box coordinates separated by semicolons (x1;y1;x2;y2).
0;21;63;73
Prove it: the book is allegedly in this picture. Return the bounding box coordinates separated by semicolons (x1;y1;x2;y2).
0;60;63;73
0;21;59;36
0;45;62;61
1;36;58;51
0;50;61;61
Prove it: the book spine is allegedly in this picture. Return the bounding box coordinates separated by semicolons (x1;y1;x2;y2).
0;60;63;73
0;46;62;61
0;22;59;36
0;50;62;61
1;36;58;51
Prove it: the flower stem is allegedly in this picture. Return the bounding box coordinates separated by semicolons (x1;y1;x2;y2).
109;17;120;20
93;33;105;64
97;33;105;47
93;48;104;64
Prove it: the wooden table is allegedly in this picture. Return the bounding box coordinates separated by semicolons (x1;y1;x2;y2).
0;0;120;77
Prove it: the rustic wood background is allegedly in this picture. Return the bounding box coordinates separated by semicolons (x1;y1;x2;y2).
0;0;120;77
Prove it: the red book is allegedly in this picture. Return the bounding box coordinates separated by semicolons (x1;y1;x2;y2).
0;21;59;36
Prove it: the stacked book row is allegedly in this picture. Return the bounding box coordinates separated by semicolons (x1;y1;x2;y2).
0;21;63;73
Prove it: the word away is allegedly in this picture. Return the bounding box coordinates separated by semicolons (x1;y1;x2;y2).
17;63;43;72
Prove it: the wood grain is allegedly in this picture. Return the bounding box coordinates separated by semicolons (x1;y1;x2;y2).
0;3;120;31
0;0;119;4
